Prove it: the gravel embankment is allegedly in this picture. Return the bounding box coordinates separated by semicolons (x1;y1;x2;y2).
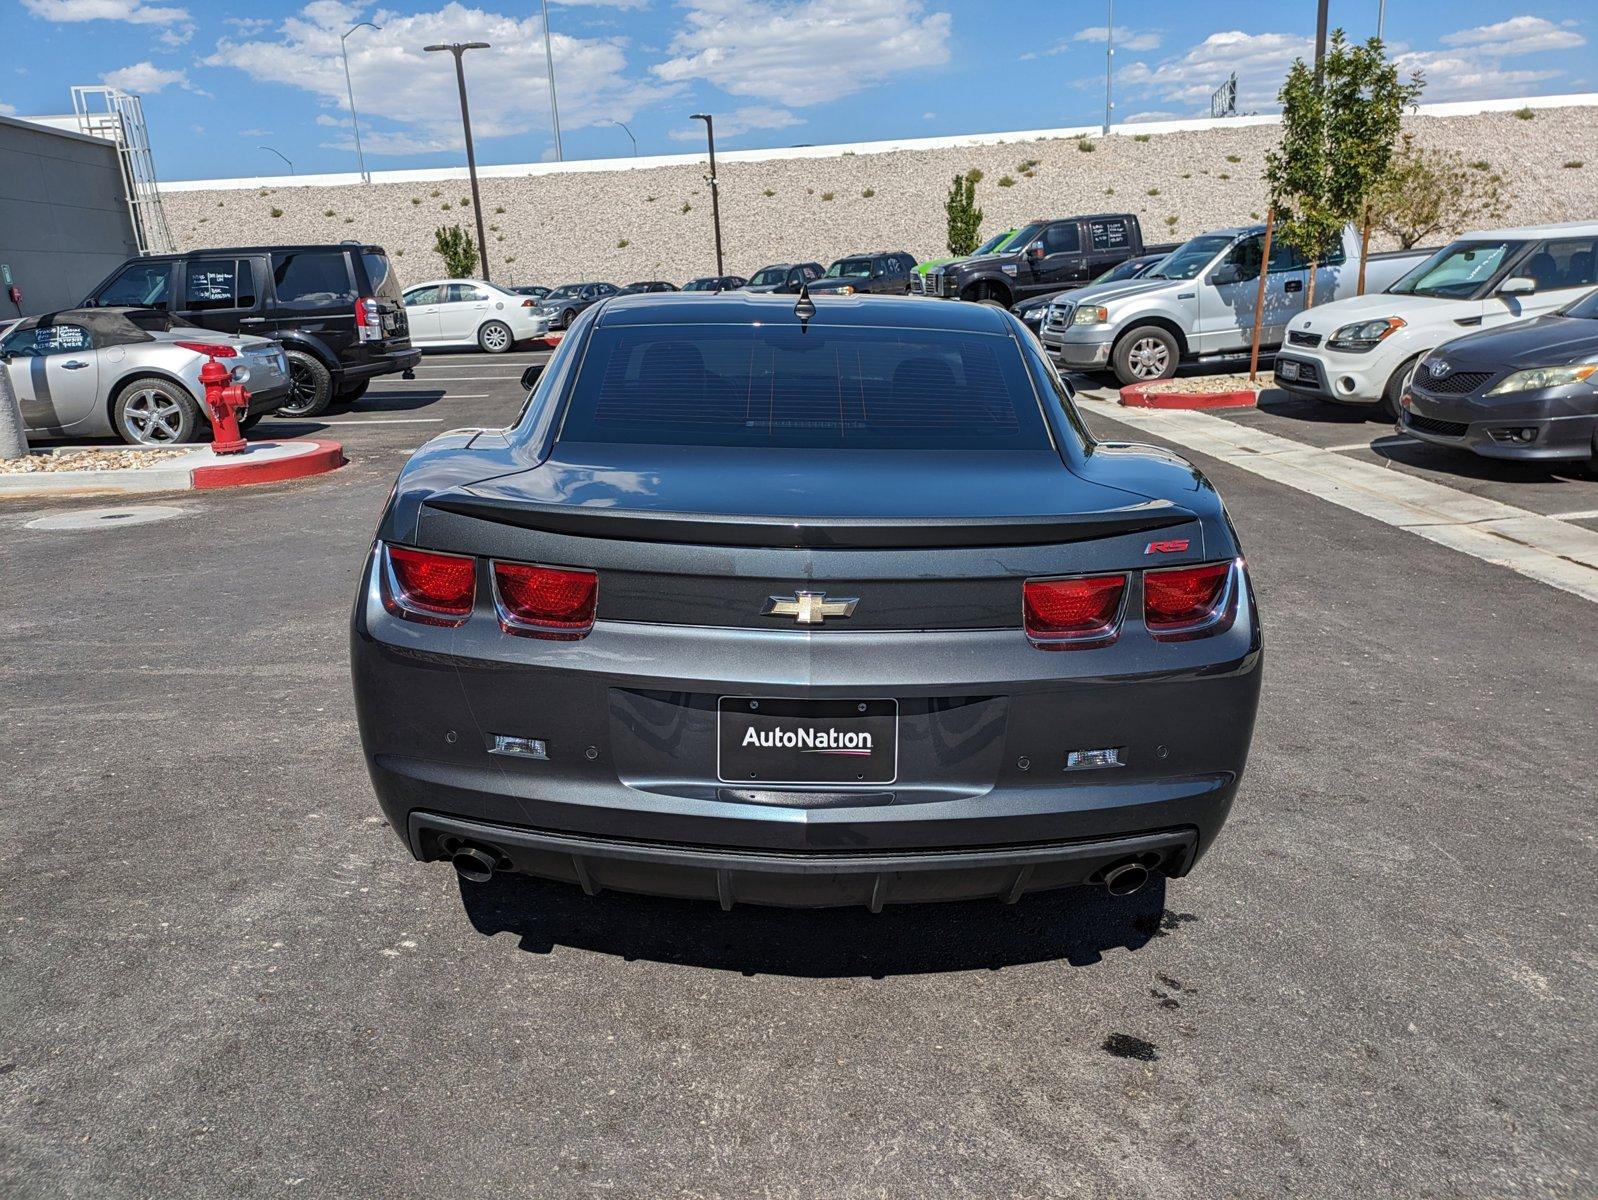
164;107;1598;289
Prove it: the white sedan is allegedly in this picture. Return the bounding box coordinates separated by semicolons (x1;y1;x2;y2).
400;279;550;354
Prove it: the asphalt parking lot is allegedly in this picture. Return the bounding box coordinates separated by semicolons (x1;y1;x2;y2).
1;347;1593;1198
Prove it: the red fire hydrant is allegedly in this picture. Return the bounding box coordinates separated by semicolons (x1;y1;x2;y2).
199;356;249;455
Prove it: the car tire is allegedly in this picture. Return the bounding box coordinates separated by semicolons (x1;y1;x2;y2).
336;379;370;401
478;320;514;353
1381;356;1420;422
560;308;576;330
239;412;263;432
1112;326;1180;385
276;350;335;418
113;376;205;446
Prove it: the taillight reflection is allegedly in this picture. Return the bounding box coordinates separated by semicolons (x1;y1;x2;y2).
492;561;598;639
1144;560;1234;640
1023;574;1127;648
384;544;476;625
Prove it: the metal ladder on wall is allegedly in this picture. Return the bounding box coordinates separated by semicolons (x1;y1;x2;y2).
71;85;174;256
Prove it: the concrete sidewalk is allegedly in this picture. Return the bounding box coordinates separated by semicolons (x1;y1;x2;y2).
0;439;344;498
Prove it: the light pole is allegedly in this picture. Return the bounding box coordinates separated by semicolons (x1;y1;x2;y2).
1103;0;1114;134
341;20;380;184
539;0;564;162
424;41;492;283
1376;0;1386;41
1314;0;1330;87
259;145;294;174
607;119;638;156
690;113;723;276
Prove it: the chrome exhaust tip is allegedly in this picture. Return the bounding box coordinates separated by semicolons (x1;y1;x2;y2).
1103;861;1150;897
451;845;499;884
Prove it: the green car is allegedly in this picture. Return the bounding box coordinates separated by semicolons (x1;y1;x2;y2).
911;228;1020;293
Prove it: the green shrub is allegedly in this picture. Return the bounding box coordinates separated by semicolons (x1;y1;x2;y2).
997;175;1016;187
411;197;422;206
1513;106;1535;120
460;197;470;207
964;167;983;184
494;206;505;214
762;188;775;197
1218;172;1231;180
441;202;452;210
945;172;982;256
1145;187;1160;196
821;191;835;201
1563;160;1584;169
681;201;692;213
1077;137;1095;153
323;209;335;217
504;255;515;264
433;224;479;276
1468;160;1491;170
617;238;629;248
269;207;283;218
1225;154;1241;163
1164;215;1178;228
862;187;876;198
1132;134;1150;143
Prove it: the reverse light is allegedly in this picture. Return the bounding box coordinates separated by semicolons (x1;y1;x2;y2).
1023;574;1128;648
1327;316;1405;352
355;295;382;342
1144;560;1235;640
175;341;238;358
492;561;598;639
1072;305;1110;325
383;544;476;625
1486;363;1598;394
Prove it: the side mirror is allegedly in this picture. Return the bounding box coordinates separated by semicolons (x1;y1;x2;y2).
519;363;545;390
1210;263;1249;286
1499;275;1537;297
1027;243;1046;260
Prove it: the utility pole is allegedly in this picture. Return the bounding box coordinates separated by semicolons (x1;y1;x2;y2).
690;113;724;276
1103;0;1115;135
1314;0;1330;87
539;0;564;161
341;21;380;184
424;42;493;282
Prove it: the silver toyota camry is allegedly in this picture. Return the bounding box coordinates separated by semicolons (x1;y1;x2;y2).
0;307;292;445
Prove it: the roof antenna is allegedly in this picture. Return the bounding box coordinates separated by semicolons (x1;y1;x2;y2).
793;281;815;332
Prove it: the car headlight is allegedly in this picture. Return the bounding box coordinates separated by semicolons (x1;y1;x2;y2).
1072;305;1109;325
1327;317;1405;351
1485;364;1598;395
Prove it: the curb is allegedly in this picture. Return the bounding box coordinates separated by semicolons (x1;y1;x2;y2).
0;439;345;499
1118;384;1259;410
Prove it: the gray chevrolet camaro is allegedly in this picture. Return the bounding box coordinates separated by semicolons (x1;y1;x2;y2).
351;292;1263;910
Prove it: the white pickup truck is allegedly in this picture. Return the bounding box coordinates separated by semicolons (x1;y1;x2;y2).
1273;220;1598;418
1039;224;1426;386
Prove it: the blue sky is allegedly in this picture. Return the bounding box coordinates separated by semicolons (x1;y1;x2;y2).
2;0;1590;181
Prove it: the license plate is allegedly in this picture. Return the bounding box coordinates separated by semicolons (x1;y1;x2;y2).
1277;360;1300;380
717;697;897;786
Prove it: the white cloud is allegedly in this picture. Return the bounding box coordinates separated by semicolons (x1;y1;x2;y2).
1111;29;1310;112
1018;38;1069;62
207;1;678;156
1440;15;1585;57
225;16;272;32
1392;52;1560;101
100;60;205;94
21;0;194;43
1076;24;1161;52
0;101;16;116
667;104;802;141
652;0;951;107
238;127;273;136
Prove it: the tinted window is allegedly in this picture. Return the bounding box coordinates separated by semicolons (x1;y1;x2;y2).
1267;241;1304;272
1042;224;1080;254
442;284;485;303
1530;238;1598;290
1390;240;1520;299
360;251;400;300
1087;219;1129;251
405;285;442;306
4;324;92;356
184;259;255;311
97;262;172;308
749;267;789;287
1149;234;1233;280
559;324;1046;451
827;259;873;278
272;251;354;307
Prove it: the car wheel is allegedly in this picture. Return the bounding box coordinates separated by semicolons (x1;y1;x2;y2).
239;412;263;432
561;308;576;329
1381;356;1419;422
478;320;514;353
336;379;370;401
1113;326;1179;385
113;377;204;446
276;350;334;418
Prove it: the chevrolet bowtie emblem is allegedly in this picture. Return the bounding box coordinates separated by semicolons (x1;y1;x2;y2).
763;591;859;624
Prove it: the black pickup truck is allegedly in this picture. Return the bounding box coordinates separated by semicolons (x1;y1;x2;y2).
923;214;1173;308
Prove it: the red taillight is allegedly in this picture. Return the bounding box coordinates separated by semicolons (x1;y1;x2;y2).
1023;574;1127;648
175;341;238;358
384;544;476;625
356;295;381;342
1144;560;1234;639
521;298;536;307
492;561;597;639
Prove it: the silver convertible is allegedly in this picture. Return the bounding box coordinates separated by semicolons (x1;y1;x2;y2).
0;308;291;445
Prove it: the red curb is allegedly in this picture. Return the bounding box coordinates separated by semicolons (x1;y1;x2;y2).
190;440;345;490
1118;384;1259;410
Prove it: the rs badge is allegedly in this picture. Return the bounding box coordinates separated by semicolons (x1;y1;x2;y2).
1145;539;1190;555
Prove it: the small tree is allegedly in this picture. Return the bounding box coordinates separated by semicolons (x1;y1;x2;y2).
944;171;983;257
1264;56;1342;310
0;355;27;461
1369;135;1509;249
433;224;479;277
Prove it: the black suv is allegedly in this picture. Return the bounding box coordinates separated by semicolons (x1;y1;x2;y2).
805;251;918;296
83;244;419;418
743;262;824;294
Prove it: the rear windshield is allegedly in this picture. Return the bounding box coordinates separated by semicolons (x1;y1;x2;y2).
559;323;1047;451
361;251;402;301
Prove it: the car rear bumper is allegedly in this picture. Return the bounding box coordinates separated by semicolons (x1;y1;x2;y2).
352;556;1263;909
408;811;1201;909
341;347;422;381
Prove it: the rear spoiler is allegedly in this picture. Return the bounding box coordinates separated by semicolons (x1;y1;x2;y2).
425;494;1196;550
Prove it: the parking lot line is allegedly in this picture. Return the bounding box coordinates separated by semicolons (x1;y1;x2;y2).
363;393;489;399
381;375;525;382
1079;398;1598;603
1548;508;1598;521
1322;436;1416;452
318;418;445;425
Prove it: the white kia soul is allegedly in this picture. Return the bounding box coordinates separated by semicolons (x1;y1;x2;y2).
1272;221;1598;418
